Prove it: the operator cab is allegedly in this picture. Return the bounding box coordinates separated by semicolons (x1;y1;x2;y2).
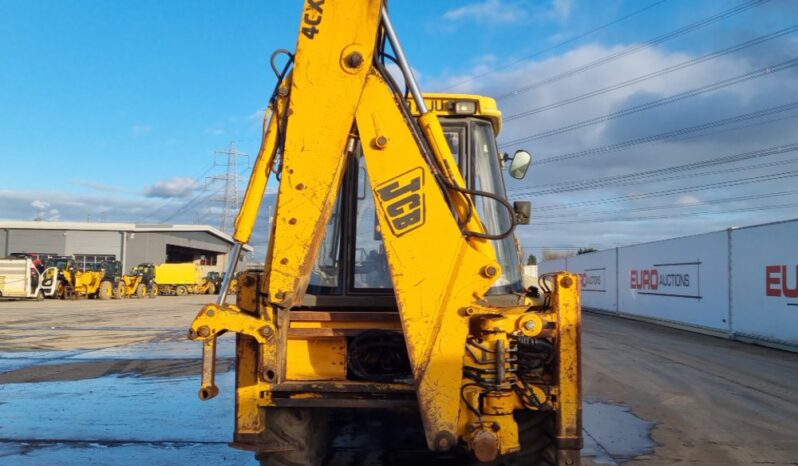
306;94;531;307
132;263;156;279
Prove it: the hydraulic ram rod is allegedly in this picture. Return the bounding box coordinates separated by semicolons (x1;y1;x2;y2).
196;102;282;400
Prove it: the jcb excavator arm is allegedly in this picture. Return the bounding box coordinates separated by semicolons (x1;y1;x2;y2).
189;1;581;463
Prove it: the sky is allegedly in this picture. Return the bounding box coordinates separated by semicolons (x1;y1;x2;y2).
1;0;797;260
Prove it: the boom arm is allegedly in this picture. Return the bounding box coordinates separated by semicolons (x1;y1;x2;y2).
263;1;499;447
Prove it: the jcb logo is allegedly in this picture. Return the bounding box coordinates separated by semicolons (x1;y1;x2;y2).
375;167;425;236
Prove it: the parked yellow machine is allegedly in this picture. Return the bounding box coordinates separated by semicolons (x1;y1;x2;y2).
135;262;212;296
155;263;201;295
93;260;157;299
189;2;581;465
204;271;240;295
44;256;114;299
118;271;158;298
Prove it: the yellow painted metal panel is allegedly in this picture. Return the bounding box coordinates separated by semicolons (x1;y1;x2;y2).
406;93;503;135
285;338;347;381
234;88;288;244
555;273;583;457
155;263;201;285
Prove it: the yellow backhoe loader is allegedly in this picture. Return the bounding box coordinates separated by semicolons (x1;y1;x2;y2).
189;3;581;464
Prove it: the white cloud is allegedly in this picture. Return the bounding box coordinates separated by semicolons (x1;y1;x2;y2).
443;0;527;25
441;0;573;27
204;127;225;135
676;195;701;206
31;200;50;210
131;124;152;136
248;109;266;122
551;0;572;21
30;200;60;221
425;40;798;251
144;176;198;198
71;179;126;193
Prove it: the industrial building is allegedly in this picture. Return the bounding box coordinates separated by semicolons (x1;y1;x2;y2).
0;220;251;273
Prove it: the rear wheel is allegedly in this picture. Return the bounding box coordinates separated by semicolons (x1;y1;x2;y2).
255;408;329;466
98;281;113;300
36;290;44;301
148;285;158;298
114;283;125;299
136;284;147;298
206;283;216;295
175;285;188;296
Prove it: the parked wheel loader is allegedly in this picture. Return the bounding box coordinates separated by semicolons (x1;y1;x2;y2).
189;2;581;465
44;256;114;299
99;261;157;298
205;271;239;295
124;263;158;298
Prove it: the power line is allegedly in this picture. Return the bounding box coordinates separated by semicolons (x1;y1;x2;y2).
521;169;798;211
496;0;771;101
500;57;798;146
160;182;225;223
160;163;253;224
508;142;798;196
520;246;585;251
442;0;670;91
531;157;798;197
520;102;798;166
532;189;798;220
139;162;216;222
503;26;798;122
210;142;249;233
531;200;798;226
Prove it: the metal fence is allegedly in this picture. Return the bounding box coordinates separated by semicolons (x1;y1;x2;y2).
539;219;798;350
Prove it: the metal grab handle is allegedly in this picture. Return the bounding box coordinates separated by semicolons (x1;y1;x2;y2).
380;6;428;115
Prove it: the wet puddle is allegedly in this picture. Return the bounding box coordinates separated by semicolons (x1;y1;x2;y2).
0;335;656;465
0;372;657;465
0;371;257;465
0;441;257;466
0;336;235;383
582;400;657;465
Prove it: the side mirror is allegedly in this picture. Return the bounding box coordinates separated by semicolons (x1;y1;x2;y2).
508;150;532;180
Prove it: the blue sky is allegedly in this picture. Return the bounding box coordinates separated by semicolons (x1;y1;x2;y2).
1;0;797;257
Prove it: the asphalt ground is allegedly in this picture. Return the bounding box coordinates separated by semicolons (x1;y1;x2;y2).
0;296;796;465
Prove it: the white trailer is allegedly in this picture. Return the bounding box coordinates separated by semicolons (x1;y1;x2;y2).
0;258;57;300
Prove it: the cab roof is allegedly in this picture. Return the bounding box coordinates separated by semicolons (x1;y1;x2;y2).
407;93;503;135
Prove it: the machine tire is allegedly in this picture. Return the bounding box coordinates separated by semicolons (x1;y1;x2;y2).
36;290;45;301
148;285;158;298
176;285;188;296
255;408;329;466
206;283;216;295
136;284;147;298
114;283;125;299
98;281;113;300
469;411;557;466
